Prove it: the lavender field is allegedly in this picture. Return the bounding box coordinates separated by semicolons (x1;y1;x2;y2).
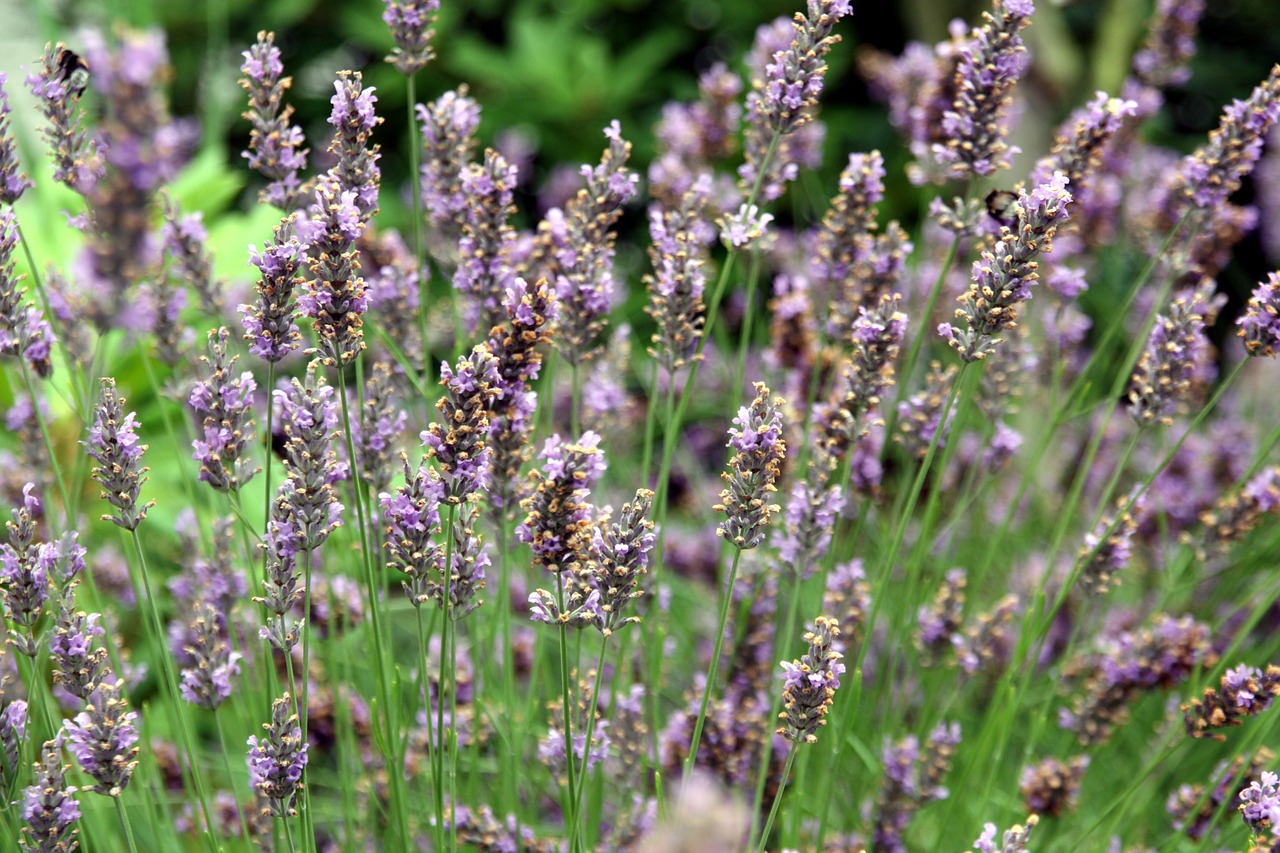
1;0;1280;850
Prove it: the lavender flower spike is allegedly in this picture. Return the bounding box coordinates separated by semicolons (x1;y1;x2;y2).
939;172;1072;362
932;0;1035;179
20;737;81;852
758;1;853;136
970;815;1038;853
302;186;368;366
1240;771;1280;833
1;485;47;657
85;378;153;530
1175;64;1280;213
64;681;140;797
2;696;26;791
715;383;787;550
380;456;443;607
421;344;502;503
1238;271;1280;357
247;693;309;818
0;208;57;379
239;32;310;212
383;0;441;75
516;432;607;574
189;327;260;493
179;602;243;710
588;489;657;636
778;616;845;743
1127;282;1218;427
320;70;381;223
0;72;34;203
241;214;305;363
26;43;103;193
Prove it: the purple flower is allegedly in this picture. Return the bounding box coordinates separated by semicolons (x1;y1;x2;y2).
84;379;152;530
716;383;786;550
586;489;656;636
20;737;81;851
418;87;481;238
1238;270;1280;357
241;215;305;362
421;345;502;503
645;177;712;375
64;681;140;797
303;186;369;365
247;693;309;818
189;328;260;493
0;72;33;203
930;0;1034;179
1240;770;1280;831
0;208;57;379
970;816;1037;853
535;122;636;365
162;201;222;317
49;585;110;700
382;457;444;607
239;31;311;212
383;0;440;75
351;361;407;494
755;0;852;136
940;173;1073;362
178;602;242;710
320;70;381;223
1184;663;1280;739
1174;64;1280;213
1127;282;1220;426
26;43;103;193
272;363;345;550
778;616;845;744
1;697;26;790
455;149;519;336
516;432;606;574
1132;0;1206;89
820;294;909;458
718;203;773;248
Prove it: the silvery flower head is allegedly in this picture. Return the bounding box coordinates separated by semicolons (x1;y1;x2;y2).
715;383;786;550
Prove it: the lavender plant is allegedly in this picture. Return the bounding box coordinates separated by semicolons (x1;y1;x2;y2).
2;3;1280;852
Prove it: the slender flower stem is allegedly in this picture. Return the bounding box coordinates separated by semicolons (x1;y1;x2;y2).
127;528;217;851
755;748;800;853
681;546;744;791
213;708;250;838
441;502;459;853
569;636;610;851
17;358;72;524
298;546;318;851
114;795;142;853
748;569;803;840
416;604;446;853
335;369;408;848
554;573;580;853
731;247;762;411
570;358;582;438
407;74;431;370
639;360;661;483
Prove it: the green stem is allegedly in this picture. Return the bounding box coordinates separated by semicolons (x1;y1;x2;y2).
755;748;800;853
407;73;431;373
437;502;458;853
113;796;141;853
335;368;408;847
127;528;217;852
569;636;610;851
748;570;803;843
554;573;580;853
681;547;744;789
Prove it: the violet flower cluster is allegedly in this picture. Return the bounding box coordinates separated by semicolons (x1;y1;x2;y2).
455;148;519;336
715;382;787;550
272;362;345;550
241;214;305;363
20;737;81;852
0;208;56;379
85;379;152;530
1238;270;1280;357
63;680;140;797
239;31;310;212
247;693;309;818
25;43;102;193
777;616;845;743
1183;663;1280;740
486;276;557;513
188;327;260;493
939;173;1073;362
586;489;656;636
421;344;502;503
517;431;607;576
644;175;711;375
381;455;443;608
382;0;440;76
534;121;638;365
0;73;33;203
930;0;1034;179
